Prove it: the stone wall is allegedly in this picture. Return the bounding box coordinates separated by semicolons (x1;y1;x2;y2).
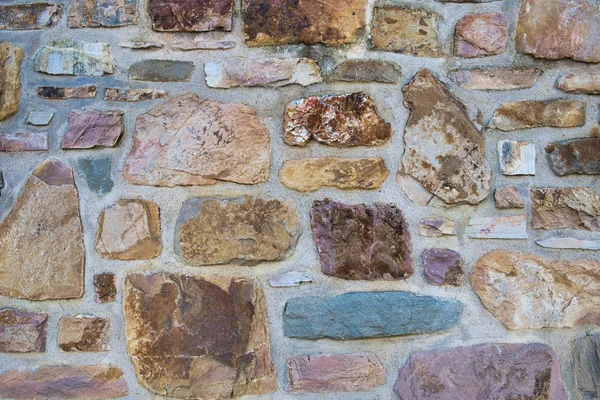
0;0;599;398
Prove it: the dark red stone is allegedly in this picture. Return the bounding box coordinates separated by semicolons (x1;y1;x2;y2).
148;0;233;32
422;248;464;286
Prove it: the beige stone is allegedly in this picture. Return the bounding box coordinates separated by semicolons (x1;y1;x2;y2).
557;74;600;94
0;42;23;121
488;99;586;131
59;314;111;352
531;187;600;231
449;67;541;90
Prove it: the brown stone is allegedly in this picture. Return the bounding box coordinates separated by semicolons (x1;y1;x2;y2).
419;218;456;237
94;273;116;303
423;249;464;286
454;13;507;57
279;157;388;192
0;3;62;30
59;315;110;352
0;132;48;152
546;136;600;176
327;60;402;83
283;92;392;147
124;94;270;187
68;0;137;28
488;99;586;131
104;88;167;102
531;187;600;231
124;273;277;399
0;42;23;122
449;67;541;90
62;110;124;149
0;308;47;353
149;0;232;32
96;199;161;260
38;85;97;99
494;185;525;209
557;74;600;94
0;160;84;300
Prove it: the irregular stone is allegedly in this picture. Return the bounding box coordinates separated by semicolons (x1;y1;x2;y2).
284;291;462;340
531;187;600;230
371;7;442;57
0;42;23;121
96;199;161;260
26;110;54;126
149;0;232;32
516;0;600;63
498;140;536;175
279;157;388;192
454;13;507;57
0;365;128;399
94;273;116;303
0;308;47;353
450;67;541;90
124;273;277;398
537;237;600;250
397;174;446;207
494;185;525;209
400;69;491;204
288;353;385;393
472;250;600;329
129;59;194;82
546;136;600;176
242;0;366;46
283;92;392;147
465;215;528;239
177;197;300;265
104;88;168;101
0;160;84;300
269;271;313;288
573;334;600;398
59;315;110;352
557;74;600;94
77;157;114;196
205;57;322;88
34;39;114;76
310;199;412;281
488;99;586;131
62;110;124;149
38;85;97;99
118;41;163;49
172;40;235;51
423;249;464;286
327;60;402;83
0;132;48;152
0;172;3;197
68;0;137;27
0;3;62;30
124;94;270;186
394;343;567;399
419;218;456;237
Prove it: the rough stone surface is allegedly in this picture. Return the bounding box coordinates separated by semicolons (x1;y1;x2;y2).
394;343;567;399
27;110;54;126
449;67;541;90
128;59;194;82
422;249;464;286
283;92;392;147
287;353;385;393
0;42;23;122
454;13;507;58
148;0;232;32
494;185;525;209
94;273;116;303
0;160;85;300
0;172;3;197
0;3;62;30
38;85;97;99
327;60;402;83
537;237;600;250
465;215;528;239
572;334;600;399
310;199;413;281
104;88;167;102
400;69;491;204
0;132;48;152
68;0;137;28
488;99;587;131
124;94;270;187
557;74;600;94
34;39;114;76
419;218;456;237
58;315;111;352
77;157;114;196
118;41;162;49
472;250;600;329
284;291;462;340
0;308;47;353
62;110;124;149
124;273;277;399
532;187;600;231
546;136;600;176
498;140;536;175
269;271;313;288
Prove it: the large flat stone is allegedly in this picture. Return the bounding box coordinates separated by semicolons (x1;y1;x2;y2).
68;0;137;27
531;187;600;230
0;132;48;152
546;136;600;176
0;3;62;30
34;39;114;76
129;60;194;81
573;334;600;398
0;42;23;121
557;74;600;94
449;67;541;90
454;13;507;57
149;0;232;32
0;308;47;353
62;110;124;149
488;99;586;131
58;315;111;352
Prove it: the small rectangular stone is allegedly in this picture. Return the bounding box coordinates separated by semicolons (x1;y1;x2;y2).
557;74;600;94
0;132;48;152
0;3;62;30
0;308;47;353
68;0;137;28
58;314;110;351
38;85;97;99
450;67;541;90
327;60;402;83
172;40;235;51
465;215;528;239
498;140;536;175
537;237;600;250
26;110;54;126
104;88;168;102
129;60;194;82
488;99;586;131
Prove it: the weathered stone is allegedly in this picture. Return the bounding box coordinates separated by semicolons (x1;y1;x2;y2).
205;57;322;88
546;136;600;176
0;42;23;122
177;197;300;265
269;271;313;287
129;59;194;82
124;273;277;399
400;69;491;204
438;0;500;2
450;67;541;90
419;218;456;237
0;366;128;399
0;132;48;152
104;88;168;102
394;343;567;399
172;40;235;51
34;39;114;76
118;41;163;49
472;250;600;329
573;334;600;398
465;215;528;239
124;94;270;187
68;0;137;28
557;74;600;94
454;13;507;57
0;3;62;30
284;291;462;340
516;0;600;63
242;0;366;46
310;199;412;281
0;160;84;300
423;249;464;287
488;99;586;131
77;157;114;196
284;92;392;147
537;237;600;250
38;85;97;99
26;110;54;126
62;110;124;149
371;7;442;57
288;354;385;393
494;185;525;209
498;140;536;175
94;273;116;303
397;174;448;207
58;315;110;352
531;187;600;231
0;172;3;197
149;0;232;32
328;60;402;83
280;158;388;192
0;308;47;353
96;199;161;260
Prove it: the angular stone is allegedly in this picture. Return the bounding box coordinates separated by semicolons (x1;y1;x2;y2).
77;157;114;196
118;41;163;50
498;140;536;175
124;273;277;398
450;67;541;90
27;110;54;126
38;85;97;99
0;366;128;399
488;99;586;131
172;40;235;51
58;315;110;352
62;110;124;149
104;88;168;102
371;7;442;57
284;291;462;340
419;218;456;237
400;69;491;204
423;249;464;287
546;136;600;176
0;132;48;152
531;187;600;231
288;354;385;393
537;237;600;250
394;343;567;399
96;199;161;260
177;197;300;265
0;160;85;300
94;273;116;303
557;74;600;94
472;250;600;329
34;39;114;76
573;334;600;398
243;0;366;46
149;0;232;32
454;13;507;57
124;94;270;187
279;157;388;192
0;308;47;353
68;0;137;28
465;215;528;239
0;42;23;121
269;271;313;288
0;3;62;30
284;92;392;147
494;185;525;209
328;60;402;83
205;57;322;88
129;59;194;82
516;0;600;63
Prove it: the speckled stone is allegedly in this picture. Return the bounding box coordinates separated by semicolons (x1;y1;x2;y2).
0;3;62;30
68;0;137;28
531;187;600;230
148;0;232;32
327;60;402;83
0;308;47;353
34;39;114;76
0;42;23;121
488;99;586;131
58;315;111;352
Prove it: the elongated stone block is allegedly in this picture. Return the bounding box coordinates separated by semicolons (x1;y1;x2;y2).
450;67;541;90
0;42;23;121
536;237;600;250
488;99;586;131
328;60;402;83
0;132;48;152
465;215;528;239
0;3;62;30
38;85;97;99
128;60;194;82
531;187;600;230
557;74;600;94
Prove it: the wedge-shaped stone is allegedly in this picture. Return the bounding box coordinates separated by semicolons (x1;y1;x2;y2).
0;42;23;121
573;335;600;398
27;111;54;126
0;308;47;353
0;3;62;30
498;140;535;175
454;13;507;57
124;273;277;399
68;0;137;27
472;250;600;329
34;39;114;76
38;85;97;99
465;215;528;239
0;132;48;152
328;60;402;83
104;88;167;102
62;110;124;149
0;160;84;300
149;0;232;32
124;94;270;186
450;67;541;90
546;136;600;176
59;314;111;352
129;59;194;82
537;237;600;250
557;74;600;94
531;187;600;230
489;99;586;131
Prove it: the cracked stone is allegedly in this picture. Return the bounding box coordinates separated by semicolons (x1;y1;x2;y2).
531;187;600;230
494;185;525;209
488;99;586;131
62;110;124;149
59;315;111;352
419;218;456;237
0;42;23;122
0;308;47;353
34;39;114;76
454;13;507;57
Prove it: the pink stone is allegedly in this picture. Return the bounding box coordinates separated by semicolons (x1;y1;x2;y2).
62;110;124;149
422;249;464;286
454;13;508;57
0;308;47;353
0;132;47;152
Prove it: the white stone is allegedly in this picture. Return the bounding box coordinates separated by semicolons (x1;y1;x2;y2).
498;140;535;176
465;215;528;239
536;237;600;250
26;111;54;126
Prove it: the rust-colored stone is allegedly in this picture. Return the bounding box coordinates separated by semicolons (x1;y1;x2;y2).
0;3;62;30
59;315;111;352
454;13;507;57
488;99;586;131
0;42;23;122
149;0;232;32
94;273;116;303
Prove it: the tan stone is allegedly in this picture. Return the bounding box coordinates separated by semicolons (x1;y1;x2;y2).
0;308;47;353
59;315;111;352
557;74;600;94
531;187;600;231
0;42;23;121
488;99;586;131
454;13;507;57
449;67;541;90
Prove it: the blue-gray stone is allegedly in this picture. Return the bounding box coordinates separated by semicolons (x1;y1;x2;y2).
77;158;113;196
283;291;462;340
